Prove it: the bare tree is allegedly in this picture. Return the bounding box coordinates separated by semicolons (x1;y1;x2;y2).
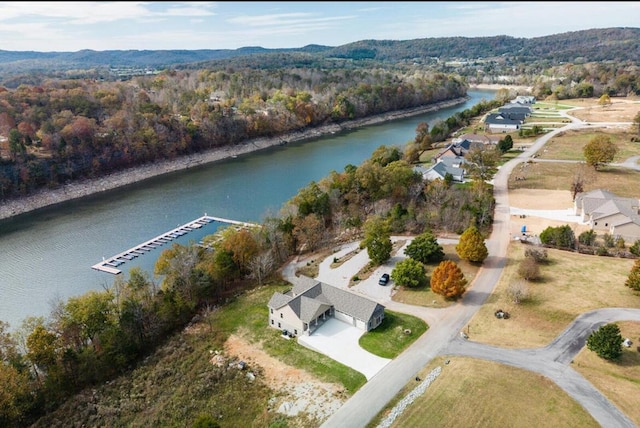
507;280;530;304
570;162;596;200
248;251;276;285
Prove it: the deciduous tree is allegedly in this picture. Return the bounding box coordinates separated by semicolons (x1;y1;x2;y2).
391;258;427;288
518;257;540;281
583;135;618;170
430;260;467;299
404;231;445;264
570;162;595;201
361;216;392;265
507;279;530;304
456;225;488;263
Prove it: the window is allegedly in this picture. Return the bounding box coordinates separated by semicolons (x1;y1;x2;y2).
271;319;274;325
270;308;273;314
280;313;283;318
294;329;297;335
278;322;281;328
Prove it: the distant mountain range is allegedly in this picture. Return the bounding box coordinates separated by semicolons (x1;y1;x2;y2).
0;27;638;74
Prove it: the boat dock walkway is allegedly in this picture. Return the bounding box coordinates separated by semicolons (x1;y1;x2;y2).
91;215;257;275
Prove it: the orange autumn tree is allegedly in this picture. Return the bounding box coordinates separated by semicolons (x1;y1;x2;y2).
430;260;467;299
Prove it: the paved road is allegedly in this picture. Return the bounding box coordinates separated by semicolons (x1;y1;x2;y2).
443;308;640;428
317;109;640;427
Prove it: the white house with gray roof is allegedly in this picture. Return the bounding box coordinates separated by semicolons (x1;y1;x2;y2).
574;189;640;241
414;157;465;182
268;278;385;336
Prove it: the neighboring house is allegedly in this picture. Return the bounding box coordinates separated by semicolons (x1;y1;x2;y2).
433;139;481;162
484;113;523;133
512;95;536;104
498;104;532;118
574;189;640;241
268;278;385;336
452;133;500;145
415;157;465;182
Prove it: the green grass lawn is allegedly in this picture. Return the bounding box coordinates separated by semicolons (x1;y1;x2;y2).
359;310;428;358
210;282;368;393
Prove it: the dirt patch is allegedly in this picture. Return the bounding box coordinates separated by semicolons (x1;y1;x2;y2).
563;98;640;123
223;334;345;423
508;189;573;210
507;189;591;238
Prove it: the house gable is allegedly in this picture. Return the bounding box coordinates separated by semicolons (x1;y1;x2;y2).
268;278;385;335
574;189;640;240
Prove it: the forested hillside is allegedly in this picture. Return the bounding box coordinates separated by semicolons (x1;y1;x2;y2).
0;27;638;86
0;69;466;200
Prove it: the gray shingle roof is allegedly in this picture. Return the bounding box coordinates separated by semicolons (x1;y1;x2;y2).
317;283;384;322
268;292;293;309
269;280;385;323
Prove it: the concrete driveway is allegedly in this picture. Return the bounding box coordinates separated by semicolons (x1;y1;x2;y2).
297;317;391;380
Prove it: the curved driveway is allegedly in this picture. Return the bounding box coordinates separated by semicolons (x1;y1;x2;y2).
316;108;640;428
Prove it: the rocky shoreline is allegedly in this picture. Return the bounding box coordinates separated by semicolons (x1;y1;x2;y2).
0;97;468;221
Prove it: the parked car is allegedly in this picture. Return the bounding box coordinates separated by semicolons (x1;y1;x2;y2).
378;273;390;285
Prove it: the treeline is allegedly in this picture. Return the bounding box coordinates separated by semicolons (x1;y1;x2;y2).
0;99;497;425
1;28;638;81
0;68;466;200
329;28;640;64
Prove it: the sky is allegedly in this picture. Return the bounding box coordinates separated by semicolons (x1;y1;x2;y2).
0;1;637;52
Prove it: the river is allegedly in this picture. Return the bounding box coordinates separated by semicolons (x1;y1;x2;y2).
0;89;495;329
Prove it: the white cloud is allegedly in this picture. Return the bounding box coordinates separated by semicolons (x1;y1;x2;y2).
0;2;637;52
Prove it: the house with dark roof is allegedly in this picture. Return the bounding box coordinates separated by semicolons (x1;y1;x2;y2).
484;112;523;133
574;189;640;241
268;278;385;336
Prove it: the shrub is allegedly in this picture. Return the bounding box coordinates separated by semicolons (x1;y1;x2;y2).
578;230;597;246
539;225;575;249
507;280;530;304
602;233;615;248
524;248;548;263
518;257;540;281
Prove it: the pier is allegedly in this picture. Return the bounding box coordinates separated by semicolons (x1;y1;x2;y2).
91;215;257;275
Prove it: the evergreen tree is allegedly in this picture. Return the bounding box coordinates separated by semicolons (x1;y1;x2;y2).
625;259;640;291
430;260;467;299
456;225;488;263
587;323;623;360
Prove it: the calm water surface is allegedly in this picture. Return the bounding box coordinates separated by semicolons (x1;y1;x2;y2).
0;90;495;328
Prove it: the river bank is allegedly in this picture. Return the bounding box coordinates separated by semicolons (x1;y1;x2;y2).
0;97;470;221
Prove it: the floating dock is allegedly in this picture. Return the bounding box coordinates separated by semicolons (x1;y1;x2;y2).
91;215;257;275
